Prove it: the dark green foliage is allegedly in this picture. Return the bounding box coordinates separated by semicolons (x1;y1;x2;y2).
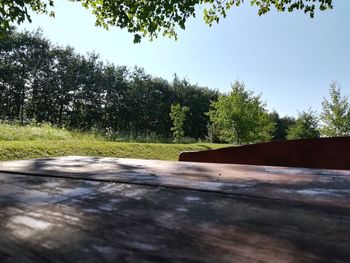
0;29;218;140
287;109;320;139
0;0;333;42
270;111;296;141
171;75;219;139
0;28;52;123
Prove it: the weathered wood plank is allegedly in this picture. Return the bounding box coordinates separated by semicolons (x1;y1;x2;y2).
1;156;350;209
1;171;350;262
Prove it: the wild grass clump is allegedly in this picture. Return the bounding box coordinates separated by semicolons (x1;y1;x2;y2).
0;122;69;141
102;128;198;144
0;122;97;141
102;128;171;143
0;121;206;144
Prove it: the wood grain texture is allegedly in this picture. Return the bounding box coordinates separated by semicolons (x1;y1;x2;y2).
1;156;350;209
179;137;350;170
0;156;350;262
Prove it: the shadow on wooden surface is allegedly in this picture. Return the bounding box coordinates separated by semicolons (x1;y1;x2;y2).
1;157;350;262
179;137;350;170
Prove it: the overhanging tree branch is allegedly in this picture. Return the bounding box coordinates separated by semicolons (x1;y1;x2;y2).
0;0;334;42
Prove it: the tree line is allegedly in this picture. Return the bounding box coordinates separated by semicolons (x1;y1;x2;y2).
208;81;350;144
0;29;218;140
1;29;349;144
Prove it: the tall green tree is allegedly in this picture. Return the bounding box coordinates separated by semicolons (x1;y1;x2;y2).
170;103;189;142
102;64;129;131
0;28;52;122
208;81;274;145
171;74;218;139
287;109;320;139
1;0;333;42
320;82;350;137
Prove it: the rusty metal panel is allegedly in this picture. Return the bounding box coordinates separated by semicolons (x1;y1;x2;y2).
179;137;350;170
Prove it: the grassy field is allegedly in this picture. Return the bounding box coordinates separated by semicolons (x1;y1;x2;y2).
0;140;224;161
0;123;225;161
0;123;98;141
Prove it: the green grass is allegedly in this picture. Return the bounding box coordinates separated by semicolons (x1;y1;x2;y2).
0;140;224;161
0;123;226;161
0;123;98;141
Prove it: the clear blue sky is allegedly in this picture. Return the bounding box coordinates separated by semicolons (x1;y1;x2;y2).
19;0;350;117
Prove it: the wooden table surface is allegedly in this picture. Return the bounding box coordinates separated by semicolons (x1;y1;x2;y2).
0;156;349;262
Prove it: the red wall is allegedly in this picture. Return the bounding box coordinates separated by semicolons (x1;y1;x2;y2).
179;137;350;170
